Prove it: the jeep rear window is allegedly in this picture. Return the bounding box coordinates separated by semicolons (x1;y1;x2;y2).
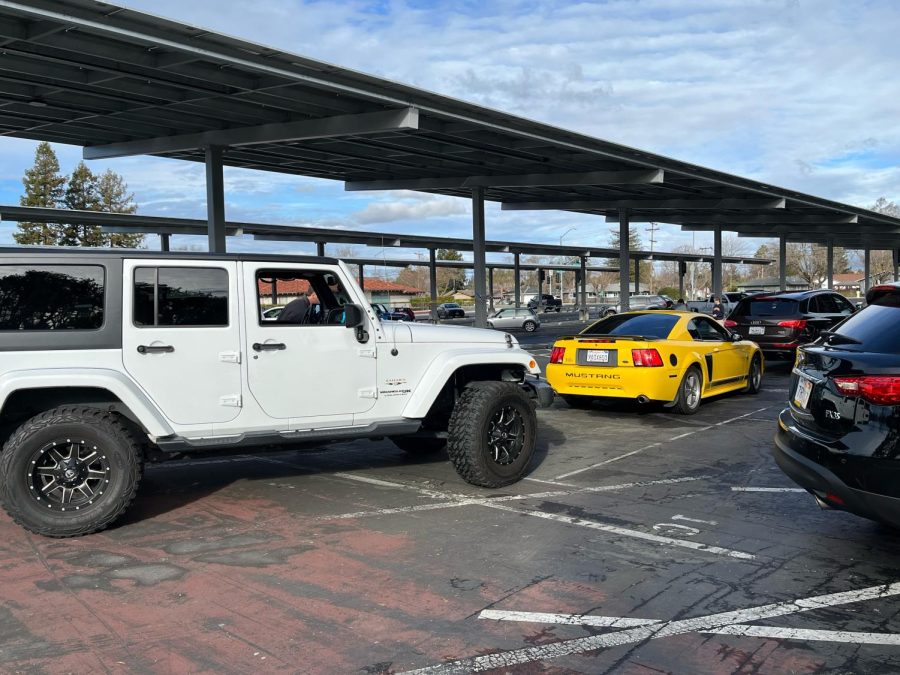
0;265;104;331
134;267;228;327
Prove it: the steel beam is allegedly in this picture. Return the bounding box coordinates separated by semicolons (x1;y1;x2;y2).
864;249;871;296
472;187;487;328
826;240;834;290
345;169;664;192
488;267;495;313
514;253;521;308
621;214;859;225
580;256;588;320
619;210;630;311
429;248;438;322
84;107;420;159
501;198;786;211
205;145;226;253
316;241;325;257
358;264;365;294
712;225;722;299
779;235;787;292
160;233;170;252
634;257;640;296
894;249;899;283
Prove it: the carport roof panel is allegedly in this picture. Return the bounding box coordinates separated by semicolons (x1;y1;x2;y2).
1;0;898;233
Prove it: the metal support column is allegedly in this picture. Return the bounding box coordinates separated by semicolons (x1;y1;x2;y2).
634;258;640;296
678;261;685;299
580;256;588;320
205;145;226;253
472;187;488;328
864;248;871;296
488;267;495;313
160;233;170;252
712;225;723;298
537;268;543;299
428;248;438;322
826;240;834;290
894;249;899;282
316;241;325;257
357;264;365;294
779;235;787;291
514;253;521;308
619;210;630;311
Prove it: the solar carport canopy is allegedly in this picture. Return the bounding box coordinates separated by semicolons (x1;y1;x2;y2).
0;0;897;231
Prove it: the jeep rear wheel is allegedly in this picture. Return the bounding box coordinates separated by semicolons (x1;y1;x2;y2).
447;381;536;487
0;407;143;537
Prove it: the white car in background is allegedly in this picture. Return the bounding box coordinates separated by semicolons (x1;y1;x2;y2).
488;307;540;332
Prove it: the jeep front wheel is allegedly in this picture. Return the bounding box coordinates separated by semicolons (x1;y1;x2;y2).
447;381;536;487
0;407;143;537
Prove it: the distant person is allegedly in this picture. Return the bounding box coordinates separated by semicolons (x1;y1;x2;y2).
277;293;311;323
711;297;725;320
674;298;688;310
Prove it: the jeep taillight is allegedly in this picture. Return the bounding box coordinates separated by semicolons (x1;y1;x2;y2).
833;376;900;406
550;346;566;364
631;348;664;367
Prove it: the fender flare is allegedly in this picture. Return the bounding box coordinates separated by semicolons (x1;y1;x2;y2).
0;368;174;438
401;349;540;419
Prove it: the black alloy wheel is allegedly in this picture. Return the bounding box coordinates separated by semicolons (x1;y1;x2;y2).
486;405;526;466
28;439;111;512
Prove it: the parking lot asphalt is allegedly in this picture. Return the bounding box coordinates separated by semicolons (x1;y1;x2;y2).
4;361;900;674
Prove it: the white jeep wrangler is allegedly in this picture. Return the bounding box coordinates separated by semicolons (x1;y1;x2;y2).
0;250;552;537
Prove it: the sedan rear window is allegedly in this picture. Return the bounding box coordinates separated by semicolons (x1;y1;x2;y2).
829;302;900;354
734;298;799;317
582;313;679;339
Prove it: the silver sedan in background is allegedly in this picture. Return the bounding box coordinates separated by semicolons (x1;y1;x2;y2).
487;307;540;332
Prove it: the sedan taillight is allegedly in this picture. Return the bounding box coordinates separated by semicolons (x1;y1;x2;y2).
550;346;566;364
632;348;664;367
723;319;737;328
833;376;900;406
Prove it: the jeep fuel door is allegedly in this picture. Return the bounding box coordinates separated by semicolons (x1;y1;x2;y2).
122;261;243;425
243;263;378;420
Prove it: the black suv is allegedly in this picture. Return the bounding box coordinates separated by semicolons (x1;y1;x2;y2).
774;282;900;527
726;290;855;360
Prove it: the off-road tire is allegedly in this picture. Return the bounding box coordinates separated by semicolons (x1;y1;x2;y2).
672;366;703;415
742;354;763;394
561;394;594;409
523;320;537;333
0;406;144;537
390;436;446;454
447;381;536;488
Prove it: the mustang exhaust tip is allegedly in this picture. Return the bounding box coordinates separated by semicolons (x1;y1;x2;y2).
636;395;650;404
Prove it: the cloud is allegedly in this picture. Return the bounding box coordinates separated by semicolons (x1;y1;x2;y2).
352;193;468;225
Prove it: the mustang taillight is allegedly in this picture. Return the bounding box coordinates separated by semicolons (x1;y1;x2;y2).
833;376;900;406
723;319;737;328
550;346;566;364
632;348;664;367
778;319;807;329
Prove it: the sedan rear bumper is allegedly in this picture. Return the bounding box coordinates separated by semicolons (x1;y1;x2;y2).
774;409;900;527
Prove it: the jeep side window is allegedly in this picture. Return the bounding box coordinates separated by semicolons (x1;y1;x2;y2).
0;264;104;331
133;267;228;327
257;269;347;326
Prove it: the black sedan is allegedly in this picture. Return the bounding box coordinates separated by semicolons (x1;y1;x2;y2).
726;289;856;361
774;282;900;527
436;302;466;319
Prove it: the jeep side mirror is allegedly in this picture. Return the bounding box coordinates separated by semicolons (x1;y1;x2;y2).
343;304;369;343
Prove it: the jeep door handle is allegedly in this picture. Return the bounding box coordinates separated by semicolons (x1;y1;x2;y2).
252;342;286;352
137;344;174;354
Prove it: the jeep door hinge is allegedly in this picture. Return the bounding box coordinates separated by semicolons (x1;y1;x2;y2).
219;351;242;364
358;387;378;399
357;347;377;358
220;394;242;407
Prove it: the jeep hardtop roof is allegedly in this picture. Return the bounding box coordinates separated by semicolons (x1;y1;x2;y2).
0;247;339;266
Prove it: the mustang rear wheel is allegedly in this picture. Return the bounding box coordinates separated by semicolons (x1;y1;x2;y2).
743;354;763;394
673;367;702;415
447;381;536;488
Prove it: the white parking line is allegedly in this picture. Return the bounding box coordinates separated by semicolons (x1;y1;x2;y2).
479;610;657;628
402;582;900;673
731;487;806;493
555;407;770;480
672;514;718;525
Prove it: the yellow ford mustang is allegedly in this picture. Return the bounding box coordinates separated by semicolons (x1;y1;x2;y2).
546;311;764;414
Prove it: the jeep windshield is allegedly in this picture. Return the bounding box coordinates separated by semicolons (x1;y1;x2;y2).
581;312;679;339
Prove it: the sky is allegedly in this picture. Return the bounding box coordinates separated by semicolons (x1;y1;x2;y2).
1;0;898;264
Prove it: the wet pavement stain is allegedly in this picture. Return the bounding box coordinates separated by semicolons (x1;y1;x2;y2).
193;545;314;567
106;563;186;586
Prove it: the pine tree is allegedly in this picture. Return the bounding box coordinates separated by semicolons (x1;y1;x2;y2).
436;248;466;293
606;226;650;285
62;161;101;246
15;142;67;246
96;169;143;248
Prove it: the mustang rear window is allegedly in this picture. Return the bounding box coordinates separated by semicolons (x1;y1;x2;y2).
0;265;104;330
582;313;679;339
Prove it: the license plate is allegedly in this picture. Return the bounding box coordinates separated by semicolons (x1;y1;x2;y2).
749;326;765;335
794;376;813;409
585;349;610;363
